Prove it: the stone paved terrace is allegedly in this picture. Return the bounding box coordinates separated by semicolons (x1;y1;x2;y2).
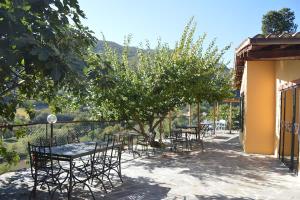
1;133;300;200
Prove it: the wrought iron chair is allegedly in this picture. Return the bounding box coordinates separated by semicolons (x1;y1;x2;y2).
67;130;80;144
39;136;58;146
91;134;121;190
135;135;150;155
106;135;123;183
90;142;111;192
170;129;189;151
28;142;65;197
69;142;100;200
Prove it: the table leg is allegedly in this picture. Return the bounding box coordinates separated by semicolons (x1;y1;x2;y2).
185;132;188;149
128;135;132;152
68;158;73;199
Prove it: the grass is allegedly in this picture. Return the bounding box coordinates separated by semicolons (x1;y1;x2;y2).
16;108;29;119
3;137;18;143
0;159;29;175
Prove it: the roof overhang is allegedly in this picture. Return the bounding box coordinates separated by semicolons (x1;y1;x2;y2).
234;32;300;89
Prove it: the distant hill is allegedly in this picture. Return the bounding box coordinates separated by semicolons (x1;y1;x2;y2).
94;40;138;64
94;40;231;72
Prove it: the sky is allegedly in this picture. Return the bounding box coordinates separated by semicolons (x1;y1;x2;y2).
78;0;300;66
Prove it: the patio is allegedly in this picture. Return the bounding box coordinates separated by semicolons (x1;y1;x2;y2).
1;133;300;200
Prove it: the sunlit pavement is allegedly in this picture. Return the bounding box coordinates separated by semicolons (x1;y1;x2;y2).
1;132;300;200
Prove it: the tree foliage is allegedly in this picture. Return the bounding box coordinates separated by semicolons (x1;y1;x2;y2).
173;19;231;105
0;0;96;122
262;8;298;35
85;18;232;141
85;37;178;139
0;0;95;165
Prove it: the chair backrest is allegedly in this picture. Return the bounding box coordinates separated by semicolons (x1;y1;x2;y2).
103;133;114;144
91;142;101;173
39;136;57;146
67;131;80;144
136;134;149;142
28;142;54;178
105;134;121;164
171;129;182;139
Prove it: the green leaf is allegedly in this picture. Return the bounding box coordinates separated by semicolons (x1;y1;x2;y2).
23;5;31;11
38;49;49;61
51;66;62;81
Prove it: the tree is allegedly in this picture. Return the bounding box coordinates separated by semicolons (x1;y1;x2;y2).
173;19;232;129
85;38;181;143
0;0;95;165
0;0;96;122
85;18;231;144
262;8;298;35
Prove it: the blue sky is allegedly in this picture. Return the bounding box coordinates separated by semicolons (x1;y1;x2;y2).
78;0;300;66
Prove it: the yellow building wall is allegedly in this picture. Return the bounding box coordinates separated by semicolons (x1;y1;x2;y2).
240;60;300;156
243;61;276;154
275;60;300;82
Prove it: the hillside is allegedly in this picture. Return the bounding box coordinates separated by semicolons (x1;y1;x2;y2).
95;40;138;64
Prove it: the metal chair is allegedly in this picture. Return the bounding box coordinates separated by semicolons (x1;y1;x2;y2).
170;129;189;151
67;131;80;144
70;142;100;200
28;142;65;197
39;136;58;146
91;142;111;192
92;134;122;189
135;135;150;155
106;135;123;183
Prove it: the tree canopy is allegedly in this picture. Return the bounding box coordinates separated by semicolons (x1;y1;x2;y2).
262;8;298;35
84;19;232;142
0;0;96;122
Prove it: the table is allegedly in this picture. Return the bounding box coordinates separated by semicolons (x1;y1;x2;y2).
34;141;119;199
176;125;199;140
175;124;212;150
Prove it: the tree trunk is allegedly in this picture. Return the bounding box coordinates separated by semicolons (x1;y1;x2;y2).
197;101;201;128
148;117;165;147
189;104;191;126
213;102;216;135
216;102;219;121
229;102;232;134
159;120;163;143
168;111;172;134
136;119;146;137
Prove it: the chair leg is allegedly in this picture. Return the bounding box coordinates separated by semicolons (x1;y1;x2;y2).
118;154;123;182
106;172;114;188
118;168;123;183
31;182;37;198
31;173;38;197
95;175;108;193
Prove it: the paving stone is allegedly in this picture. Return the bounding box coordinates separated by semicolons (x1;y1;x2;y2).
1;132;300;200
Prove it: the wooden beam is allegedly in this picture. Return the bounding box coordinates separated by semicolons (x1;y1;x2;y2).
247;49;300;60
279;44;295;49
223;98;240;103
249;37;300;46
